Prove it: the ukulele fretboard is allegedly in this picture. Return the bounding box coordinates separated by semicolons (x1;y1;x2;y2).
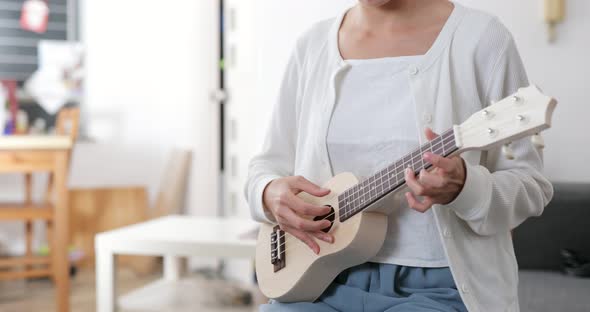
337;128;458;222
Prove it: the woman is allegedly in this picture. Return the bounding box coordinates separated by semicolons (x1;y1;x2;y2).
245;0;553;311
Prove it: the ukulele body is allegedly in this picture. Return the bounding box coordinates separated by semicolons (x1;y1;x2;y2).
255;172;388;302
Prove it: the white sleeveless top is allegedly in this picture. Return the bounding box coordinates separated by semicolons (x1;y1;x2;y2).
326;56;448;267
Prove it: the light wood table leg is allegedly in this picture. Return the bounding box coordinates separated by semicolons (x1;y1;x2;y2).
53;151;70;312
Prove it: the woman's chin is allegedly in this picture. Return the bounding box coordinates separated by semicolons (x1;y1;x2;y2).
358;0;394;8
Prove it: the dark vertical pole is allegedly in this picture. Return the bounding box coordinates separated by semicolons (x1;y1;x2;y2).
219;0;225;172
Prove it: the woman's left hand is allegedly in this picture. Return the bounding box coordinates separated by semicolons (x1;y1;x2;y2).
404;128;466;212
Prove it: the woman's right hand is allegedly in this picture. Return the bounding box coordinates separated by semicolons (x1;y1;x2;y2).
263;176;334;254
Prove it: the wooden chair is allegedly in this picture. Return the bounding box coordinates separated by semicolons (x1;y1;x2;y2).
0;107;79;279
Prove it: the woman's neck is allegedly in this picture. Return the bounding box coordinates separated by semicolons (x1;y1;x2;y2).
352;0;452;31
338;0;453;59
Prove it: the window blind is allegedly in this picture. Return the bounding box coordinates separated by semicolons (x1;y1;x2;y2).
0;0;70;81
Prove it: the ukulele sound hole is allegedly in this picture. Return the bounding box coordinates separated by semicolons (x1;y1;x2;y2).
314;205;335;233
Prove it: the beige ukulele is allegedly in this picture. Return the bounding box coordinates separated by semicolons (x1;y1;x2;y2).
255;85;557;303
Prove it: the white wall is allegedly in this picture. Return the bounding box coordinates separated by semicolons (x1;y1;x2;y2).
83;0;220;216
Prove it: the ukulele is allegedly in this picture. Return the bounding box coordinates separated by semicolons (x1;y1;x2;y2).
255;85;557;302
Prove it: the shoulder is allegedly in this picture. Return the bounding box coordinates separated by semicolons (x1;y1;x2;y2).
453;4;516;57
291;16;339;62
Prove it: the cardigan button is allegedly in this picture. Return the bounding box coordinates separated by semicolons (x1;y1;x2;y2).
423;113;432;124
408;65;419;75
461;283;469;294
443;228;452;238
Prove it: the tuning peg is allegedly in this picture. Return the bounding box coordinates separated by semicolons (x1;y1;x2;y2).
502;144;515;160
531;133;545;149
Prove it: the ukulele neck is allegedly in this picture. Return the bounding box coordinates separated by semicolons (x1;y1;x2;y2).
337;128;458;222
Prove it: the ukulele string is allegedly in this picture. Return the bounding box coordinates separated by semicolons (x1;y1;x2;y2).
272;208;338;255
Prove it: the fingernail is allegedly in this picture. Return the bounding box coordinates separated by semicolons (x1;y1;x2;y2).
423;152;431;159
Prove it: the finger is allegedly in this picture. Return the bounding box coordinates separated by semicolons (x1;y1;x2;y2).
424;152;455;172
284;226;320;254
424;128;439;141
418;169;445;189
405;168;428;196
281;207;331;232
405;192;434;213
310;231;334;244
286;193;332;216
292;176;331;197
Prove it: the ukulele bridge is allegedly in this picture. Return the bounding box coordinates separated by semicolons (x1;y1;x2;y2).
270;225;286;272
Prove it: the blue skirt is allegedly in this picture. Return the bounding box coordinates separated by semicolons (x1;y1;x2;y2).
260;262;467;312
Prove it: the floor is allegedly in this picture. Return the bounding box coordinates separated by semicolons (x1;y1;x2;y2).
519;270;590;312
0;267;255;312
3;267;587;312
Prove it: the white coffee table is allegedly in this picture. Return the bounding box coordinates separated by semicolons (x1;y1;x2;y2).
95;215;258;312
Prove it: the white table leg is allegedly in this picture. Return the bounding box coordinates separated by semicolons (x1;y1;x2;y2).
96;249;116;312
163;255;181;281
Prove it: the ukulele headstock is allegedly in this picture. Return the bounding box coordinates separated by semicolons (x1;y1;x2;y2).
453;85;557;157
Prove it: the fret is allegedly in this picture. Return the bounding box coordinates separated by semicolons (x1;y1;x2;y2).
388;168;395;180
362;178;370;189
375;169;383;181
408;150;420;172
377;179;384;195
409;153;418;173
419;144;426;170
432;140;442;152
403;154;411;167
387;163;397;177
380;170;388;187
399;165;406;183
387;172;393;189
381;172;389;191
412;149;422;168
345;196;351;217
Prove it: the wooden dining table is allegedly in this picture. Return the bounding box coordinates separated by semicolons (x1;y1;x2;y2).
0;135;72;312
